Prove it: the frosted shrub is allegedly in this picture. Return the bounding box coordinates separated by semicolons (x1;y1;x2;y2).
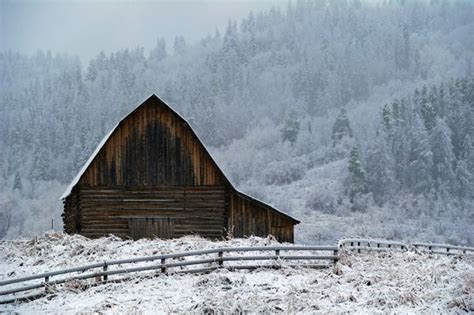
306;189;337;214
263;156;307;185
350;192;373;212
325;137;355;163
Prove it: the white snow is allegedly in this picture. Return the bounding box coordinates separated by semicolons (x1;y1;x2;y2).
1;233;473;313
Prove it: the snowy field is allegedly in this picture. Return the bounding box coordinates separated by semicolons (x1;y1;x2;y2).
1;233;473;313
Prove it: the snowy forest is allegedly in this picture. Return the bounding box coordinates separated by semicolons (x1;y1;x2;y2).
1;0;473;244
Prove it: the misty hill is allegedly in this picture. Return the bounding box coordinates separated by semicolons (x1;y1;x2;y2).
0;0;473;243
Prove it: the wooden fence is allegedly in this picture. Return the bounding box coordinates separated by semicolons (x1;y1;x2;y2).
0;245;338;304
339;238;474;255
2;238;473;304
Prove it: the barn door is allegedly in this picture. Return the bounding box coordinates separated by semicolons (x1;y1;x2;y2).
127;217;174;240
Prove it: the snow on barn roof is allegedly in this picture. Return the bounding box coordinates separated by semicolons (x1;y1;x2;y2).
60;122;118;200
60;94;299;224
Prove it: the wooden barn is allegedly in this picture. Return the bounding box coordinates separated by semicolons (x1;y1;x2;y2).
61;95;299;242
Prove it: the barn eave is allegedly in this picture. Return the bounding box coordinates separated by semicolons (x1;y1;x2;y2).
235;190;300;224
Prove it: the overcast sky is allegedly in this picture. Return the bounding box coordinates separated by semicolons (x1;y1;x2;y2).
1;0;284;62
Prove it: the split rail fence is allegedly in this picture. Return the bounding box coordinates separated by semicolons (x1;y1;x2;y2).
1;238;473;304
339;238;474;256
0;245;338;304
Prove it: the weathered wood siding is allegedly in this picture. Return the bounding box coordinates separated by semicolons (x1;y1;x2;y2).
62;95;298;242
128;217;175;240
75;186;226;239
80;99;226;187
63;188;81;234
228;192;295;243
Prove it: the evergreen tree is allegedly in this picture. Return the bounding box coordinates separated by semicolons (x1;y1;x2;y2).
367;130;395;205
408;116;433;194
382;104;392;131
173;36;186;56
430;118;455;191
281;110;300;145
13;171;22;190
348;146;368;209
150;38;167;61
455;160;472;199
419;85;436;131
454;133;473;199
460;134;474;174
331;108;353;144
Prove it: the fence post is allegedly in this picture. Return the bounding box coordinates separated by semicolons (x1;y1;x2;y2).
44;276;50;293
357;242;361;253
161;258;166;273
446;247;450;254
218;251;223;267
275;249;281;269
333;249;338;265
103;262;108;282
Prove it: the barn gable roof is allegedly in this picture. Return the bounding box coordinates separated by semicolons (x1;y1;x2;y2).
60;94;299;224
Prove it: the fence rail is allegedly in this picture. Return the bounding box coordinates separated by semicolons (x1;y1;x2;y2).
2;238;473;304
339;238;474;255
0;245;338;303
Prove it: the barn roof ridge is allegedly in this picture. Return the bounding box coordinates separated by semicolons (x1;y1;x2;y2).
60;94;299;224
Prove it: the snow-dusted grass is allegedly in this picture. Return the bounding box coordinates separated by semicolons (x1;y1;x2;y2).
1;233;473;313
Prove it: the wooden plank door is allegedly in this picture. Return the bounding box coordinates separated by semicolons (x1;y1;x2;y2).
128;217;174;240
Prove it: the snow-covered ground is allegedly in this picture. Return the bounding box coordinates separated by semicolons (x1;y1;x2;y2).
1;233;473;313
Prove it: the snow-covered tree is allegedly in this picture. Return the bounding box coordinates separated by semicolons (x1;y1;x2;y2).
430;118;455;192
367;130;395;205
331;108;353;144
348;146;368;210
281;110;300;145
408;117;433;194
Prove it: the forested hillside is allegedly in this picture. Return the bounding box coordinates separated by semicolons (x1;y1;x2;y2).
1;0;473;243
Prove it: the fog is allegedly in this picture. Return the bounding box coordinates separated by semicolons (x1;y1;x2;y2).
1;0;282;62
1;0;473;245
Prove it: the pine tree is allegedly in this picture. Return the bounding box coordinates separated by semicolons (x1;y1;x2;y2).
455;160;472;199
460;134;474;174
402;24;411;70
430;118;455;191
331;108;353;144
13;171;22;190
173;36;186;56
419;85;436;131
367;130;395;205
382;104;392;131
150;38;167;62
348;146;368;209
408;116;433;194
454;134;473;199
281;110;300;145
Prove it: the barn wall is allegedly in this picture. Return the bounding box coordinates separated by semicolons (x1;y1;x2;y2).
63;96;297;242
228;192;295;243
62;188;81;234
76;186;226;239
80;99;226;187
